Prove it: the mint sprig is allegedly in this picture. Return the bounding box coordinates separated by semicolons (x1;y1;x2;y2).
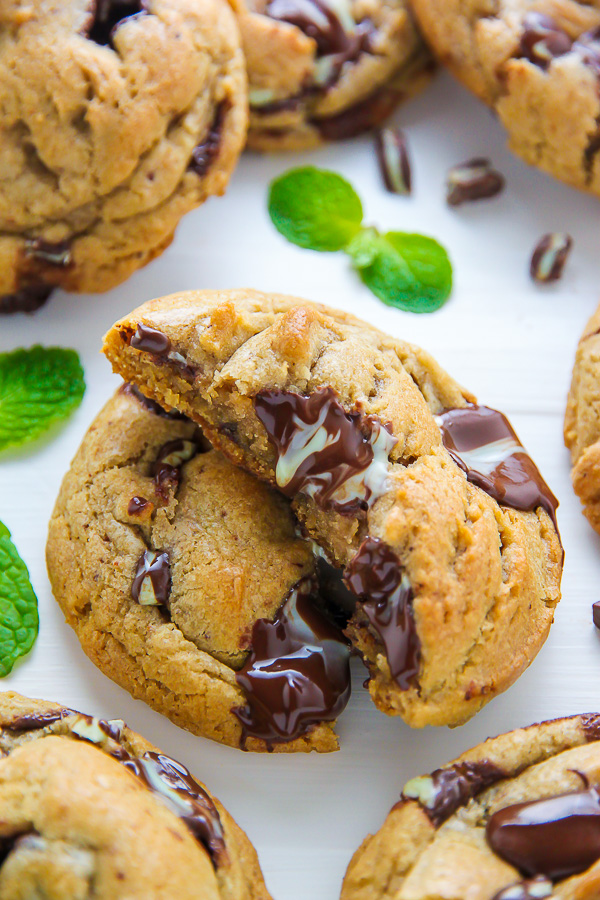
0;346;85;453
0;521;38;676
267;167;452;313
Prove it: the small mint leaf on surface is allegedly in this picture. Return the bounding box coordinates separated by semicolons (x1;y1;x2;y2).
268;167;363;252
0;521;38;676
346;229;453;313
0;346;85;453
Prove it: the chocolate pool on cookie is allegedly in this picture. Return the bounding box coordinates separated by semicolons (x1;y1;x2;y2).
103;288;563;729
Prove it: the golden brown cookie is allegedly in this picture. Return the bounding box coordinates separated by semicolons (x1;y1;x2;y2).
0;0;247;313
411;0;600;200
0;690;270;899
102;288;563;728
341;712;600;900
47;384;351;752
235;0;432;150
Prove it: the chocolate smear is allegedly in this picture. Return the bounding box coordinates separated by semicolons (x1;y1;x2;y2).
5;709;71;732
314;82;404;141
436;404;559;529
518;13;572;69
402;759;506;827
486;784;600;880
87;0;147;47
344;537;420;690
234;577;351;746
189;104;227;178
266;0;353;56
131;550;171;607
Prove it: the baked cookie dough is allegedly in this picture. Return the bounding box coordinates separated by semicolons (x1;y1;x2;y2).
0;0;247;314
410;0;600;200
564;301;600;533
0;690;270;900
103;288;563;728
341;712;600;900
47;384;351;752
234;0;432;150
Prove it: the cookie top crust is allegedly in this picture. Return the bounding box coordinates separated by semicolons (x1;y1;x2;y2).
0;690;271;900
410;0;600;198
341;712;600;900
103;288;563;729
47;384;351;752
0;0;247;307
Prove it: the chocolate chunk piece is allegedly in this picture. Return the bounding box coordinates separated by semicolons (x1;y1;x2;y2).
344;537;420;690
518;13;572;70
446;158;505;206
491;876;553;900
131;550;171;607
593;601;600;630
234;577;351;745
530;233;572;283
153;439;198;499
436;405;559;528
486;785;600;879
402;759;506;826
128;496;151;516
0;285;54;315
25;239;73;268
375;127;411;195
130;324;171;356
87;0;146;47
254;387;397;515
265;0;354;57
5;710;70;732
314;82;404;141
189;104;227;177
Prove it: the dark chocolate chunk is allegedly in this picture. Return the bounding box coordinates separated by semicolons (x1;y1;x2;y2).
130;323;172;356
153;439;198;500
491;875;553;900
254;387;396;515
266;0;353;57
375;127;411;195
131;550;171;607
446;158;505;206
314;81;405;141
234;577;351;746
518;13;572;69
87;0;146;47
436;404;559;529
593;602;600;631
5;709;70;732
403;760;506;827
573;27;600;77
486;785;600;880
0;285;54;315
127;496;151;516
316;557;357;628
344;537;420;690
530;233;572;283
24;238;73;268
188;104;227;177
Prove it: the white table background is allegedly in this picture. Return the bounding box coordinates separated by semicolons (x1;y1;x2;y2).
1;70;599;899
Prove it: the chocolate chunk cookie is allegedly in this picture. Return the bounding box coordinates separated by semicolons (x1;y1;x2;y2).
0;690;270;899
235;0;432;150
0;0;247;313
103;288;563;728
564;302;600;533
47;384;351;752
341;712;600;900
411;0;600;199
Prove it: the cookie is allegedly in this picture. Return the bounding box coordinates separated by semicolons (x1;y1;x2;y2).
341;712;600;900
102;288;563;728
234;0;432;150
564;302;600;533
0;0;247;314
47;383;351;752
410;0;600;200
0;690;270;899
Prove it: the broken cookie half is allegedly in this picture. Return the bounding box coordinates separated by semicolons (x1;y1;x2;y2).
103;288;563;729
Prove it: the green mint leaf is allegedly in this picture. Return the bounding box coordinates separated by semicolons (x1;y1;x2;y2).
346;228;453;313
0;346;85;453
0;521;38;676
268;167;363;251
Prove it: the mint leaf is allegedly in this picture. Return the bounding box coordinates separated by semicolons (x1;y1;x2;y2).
0;522;38;676
347;229;452;313
268;167;363;251
0;346;85;453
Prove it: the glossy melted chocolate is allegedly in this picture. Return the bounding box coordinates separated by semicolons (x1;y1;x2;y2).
234;577;351;746
189;104;227;177
88;0;146;46
435;405;558;528
344;537;420;690
131;550;171;607
254;387;396;515
402;760;506;827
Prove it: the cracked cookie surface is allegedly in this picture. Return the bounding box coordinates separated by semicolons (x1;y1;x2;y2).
0;0;247;313
411;0;600;199
341;712;600;900
103;288;563;728
0;690;270;900
47;385;351;752
233;0;432;150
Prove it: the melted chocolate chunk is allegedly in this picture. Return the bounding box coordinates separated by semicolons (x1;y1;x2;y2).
344;537;420;690
153;439;198;500
87;0;146;46
518;13;572;69
128;495;151;516
436;405;559;528
0;285;54;315
486;785;600;880
25;238;73;268
189;104;227;177
120;383;185;419
491;875;553;900
582;712;600;742
266;0;353;56
314;81;404;140
130;323;171;355
234;577;351;746
403;760;506;827
131;550;171;607
254;387;396;515
5;709;70;732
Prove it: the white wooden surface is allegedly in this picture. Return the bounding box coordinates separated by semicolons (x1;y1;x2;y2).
1;71;599;900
